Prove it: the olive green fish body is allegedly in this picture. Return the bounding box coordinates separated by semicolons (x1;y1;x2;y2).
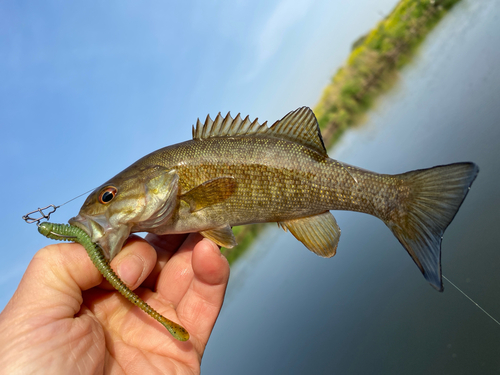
70;107;478;291
135;137;390;230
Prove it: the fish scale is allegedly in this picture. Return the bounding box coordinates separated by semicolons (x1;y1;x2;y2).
166;137;361;221
69;107;478;291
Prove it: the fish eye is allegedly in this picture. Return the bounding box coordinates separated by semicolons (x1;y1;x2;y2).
99;187;117;204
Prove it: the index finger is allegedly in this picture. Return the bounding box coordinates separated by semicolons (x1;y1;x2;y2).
141;233;189;289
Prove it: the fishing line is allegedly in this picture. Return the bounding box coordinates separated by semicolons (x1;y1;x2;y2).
443;274;500;327
58;188;95;207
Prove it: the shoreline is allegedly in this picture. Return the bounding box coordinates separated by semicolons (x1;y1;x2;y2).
222;0;462;264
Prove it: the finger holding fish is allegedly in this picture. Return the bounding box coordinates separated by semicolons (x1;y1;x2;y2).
111;235;158;291
38;222;191;340
171;236;230;352
141;233;190;289
154;234;204;308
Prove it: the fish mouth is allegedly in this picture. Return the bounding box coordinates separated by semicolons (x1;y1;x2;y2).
68;213;130;260
68;215;92;236
68;214;108;244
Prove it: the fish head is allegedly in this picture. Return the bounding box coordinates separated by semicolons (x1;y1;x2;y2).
69;165;179;260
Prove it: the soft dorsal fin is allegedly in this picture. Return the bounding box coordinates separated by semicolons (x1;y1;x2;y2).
192;107;327;156
267;107;327;156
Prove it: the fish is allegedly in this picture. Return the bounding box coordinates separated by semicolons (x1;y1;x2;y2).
69;107;478;291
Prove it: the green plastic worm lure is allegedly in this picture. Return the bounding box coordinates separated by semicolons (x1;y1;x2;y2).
37;222;189;341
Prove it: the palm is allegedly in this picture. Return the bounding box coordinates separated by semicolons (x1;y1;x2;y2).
78;293;199;374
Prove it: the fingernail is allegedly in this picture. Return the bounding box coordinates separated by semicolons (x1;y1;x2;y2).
117;254;144;287
203;238;225;259
201;238;217;252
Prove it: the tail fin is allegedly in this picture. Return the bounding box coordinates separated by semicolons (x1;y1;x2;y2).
386;162;479;291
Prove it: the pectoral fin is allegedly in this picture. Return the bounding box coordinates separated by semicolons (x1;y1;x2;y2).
279;211;341;257
200;225;237;248
180;177;237;212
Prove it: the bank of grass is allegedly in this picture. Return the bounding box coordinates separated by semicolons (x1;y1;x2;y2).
315;0;461;146
222;0;461;264
222;224;267;264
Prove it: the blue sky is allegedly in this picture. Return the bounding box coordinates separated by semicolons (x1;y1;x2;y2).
0;0;400;308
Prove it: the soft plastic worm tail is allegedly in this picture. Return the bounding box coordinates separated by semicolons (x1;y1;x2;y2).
38;222;189;341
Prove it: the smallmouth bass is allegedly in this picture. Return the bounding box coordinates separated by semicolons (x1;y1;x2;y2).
70;107;478;291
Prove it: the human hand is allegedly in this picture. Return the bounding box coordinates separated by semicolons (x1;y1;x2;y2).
0;233;230;374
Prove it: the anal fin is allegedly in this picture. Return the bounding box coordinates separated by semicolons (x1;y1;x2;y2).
200;225;237;248
279;212;341;257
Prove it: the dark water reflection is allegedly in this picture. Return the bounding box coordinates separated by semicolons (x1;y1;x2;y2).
202;1;500;374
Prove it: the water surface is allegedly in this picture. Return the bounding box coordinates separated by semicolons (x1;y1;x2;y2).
202;1;500;374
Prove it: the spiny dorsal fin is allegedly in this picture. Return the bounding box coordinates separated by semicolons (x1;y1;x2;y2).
192;107;327;156
192;113;268;140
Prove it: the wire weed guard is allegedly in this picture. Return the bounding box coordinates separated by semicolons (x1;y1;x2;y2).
22;188;95;226
22;204;59;226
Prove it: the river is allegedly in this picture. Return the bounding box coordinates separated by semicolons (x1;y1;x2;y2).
201;1;500;374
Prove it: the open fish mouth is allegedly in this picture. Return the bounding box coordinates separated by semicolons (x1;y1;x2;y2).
68;214;107;242
68;213;131;260
68;215;91;236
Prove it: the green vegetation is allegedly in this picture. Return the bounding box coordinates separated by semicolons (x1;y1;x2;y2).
315;0;461;147
222;223;267;264
222;0;461;264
